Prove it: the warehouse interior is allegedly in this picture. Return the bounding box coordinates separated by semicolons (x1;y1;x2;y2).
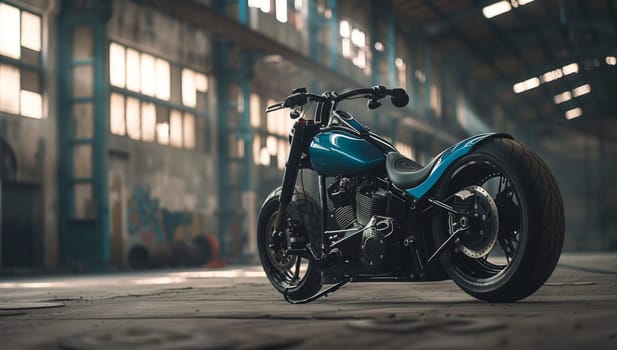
0;0;615;273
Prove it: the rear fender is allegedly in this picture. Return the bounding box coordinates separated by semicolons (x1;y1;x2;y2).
406;133;513;199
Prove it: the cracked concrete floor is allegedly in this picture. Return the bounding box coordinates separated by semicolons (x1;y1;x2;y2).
1;253;616;349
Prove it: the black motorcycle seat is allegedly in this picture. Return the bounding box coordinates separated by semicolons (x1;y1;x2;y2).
386;151;444;188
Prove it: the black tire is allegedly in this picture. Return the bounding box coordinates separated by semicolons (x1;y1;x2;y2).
432;137;564;302
257;187;323;300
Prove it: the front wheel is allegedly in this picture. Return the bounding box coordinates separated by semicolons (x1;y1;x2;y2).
432;137;565;302
257;188;323;300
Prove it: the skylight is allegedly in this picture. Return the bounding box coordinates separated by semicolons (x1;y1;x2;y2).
482;0;535;19
513;63;579;94
572;84;591;97
553;91;572;104
565;107;582;120
513;77;540;94
553;84;591;104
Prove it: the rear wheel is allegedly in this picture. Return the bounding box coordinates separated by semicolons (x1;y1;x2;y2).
257;188;323;300
432;137;564;302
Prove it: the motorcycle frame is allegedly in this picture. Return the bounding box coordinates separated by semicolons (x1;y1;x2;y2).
270;87;510;282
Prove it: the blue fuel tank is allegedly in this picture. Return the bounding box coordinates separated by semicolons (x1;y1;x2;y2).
309;130;386;176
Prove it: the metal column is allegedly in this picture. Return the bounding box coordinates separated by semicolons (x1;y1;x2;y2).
57;0;111;269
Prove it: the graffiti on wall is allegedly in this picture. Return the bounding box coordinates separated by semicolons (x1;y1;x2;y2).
126;186;218;268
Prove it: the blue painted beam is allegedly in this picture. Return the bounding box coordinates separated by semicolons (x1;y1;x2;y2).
370;0;380;86
328;0;338;70
238;0;248;25
93;13;110;265
408;41;419;113
239;52;253;191
385;0;396;87
308;0;320;61
56;0;111;269
424;45;432;116
215;39;231;258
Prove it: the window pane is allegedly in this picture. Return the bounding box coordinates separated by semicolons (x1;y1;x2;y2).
0;64;20;114
73;26;93;59
20;90;42;118
141;102;156;141
109;93;125;135
74;183;95;219
21;69;40;92
74;102;93;138
73;144;92;178
126;49;140;92
266;136;277;155
21;47;38;66
277;139;287;170
276;0;288;23
169;110;183;147
156;122;169;145
0;3;21;59
21;11;41;52
250;93;260;128
73;65;93;97
233;137;244;158
140;53;155;96
170;65;181;104
183;113;195;149
155;59;170;100
252;135;261;165
342;38;351;57
181;68;196;107
266;99;276;134
126;96;140;139
109;43;125;88
195;72;208;93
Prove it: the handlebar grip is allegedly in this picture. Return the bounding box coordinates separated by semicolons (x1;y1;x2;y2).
283;93;308;108
390;88;409;108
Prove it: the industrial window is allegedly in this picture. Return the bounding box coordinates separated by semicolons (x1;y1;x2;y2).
339;19;370;74
292;0;304;31
395;142;414;160
430;83;441;118
248;0;271;13
249;0;304;30
0;3;43;119
108;42;207;150
395;58;407;89
249;93;261;128
251;97;291;169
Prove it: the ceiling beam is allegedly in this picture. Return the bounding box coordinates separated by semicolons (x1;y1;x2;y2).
146;0;357;89
146;0;467;144
476;2;579;118
423;0;549;121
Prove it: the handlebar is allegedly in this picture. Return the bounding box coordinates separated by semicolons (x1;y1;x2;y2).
265;86;409;114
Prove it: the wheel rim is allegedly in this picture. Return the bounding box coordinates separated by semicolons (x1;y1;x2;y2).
263;211;311;289
442;159;524;283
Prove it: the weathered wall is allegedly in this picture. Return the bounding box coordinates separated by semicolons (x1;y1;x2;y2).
0;0;59;268
106;0;219;268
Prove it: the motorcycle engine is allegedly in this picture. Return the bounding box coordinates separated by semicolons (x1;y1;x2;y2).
328;178;396;270
360;216;395;270
328;178;389;228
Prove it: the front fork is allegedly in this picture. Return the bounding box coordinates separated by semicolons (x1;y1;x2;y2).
274;121;310;232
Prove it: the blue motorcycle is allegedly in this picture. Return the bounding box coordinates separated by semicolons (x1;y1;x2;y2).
258;86;564;303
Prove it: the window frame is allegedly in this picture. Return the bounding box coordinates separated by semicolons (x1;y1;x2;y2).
0;1;44;120
107;40;209;151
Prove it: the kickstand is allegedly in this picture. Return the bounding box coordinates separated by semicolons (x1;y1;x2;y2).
283;277;350;304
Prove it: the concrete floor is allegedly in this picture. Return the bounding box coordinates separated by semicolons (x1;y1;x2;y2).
0;253;616;349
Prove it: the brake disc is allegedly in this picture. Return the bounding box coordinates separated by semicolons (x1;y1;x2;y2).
449;185;499;259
